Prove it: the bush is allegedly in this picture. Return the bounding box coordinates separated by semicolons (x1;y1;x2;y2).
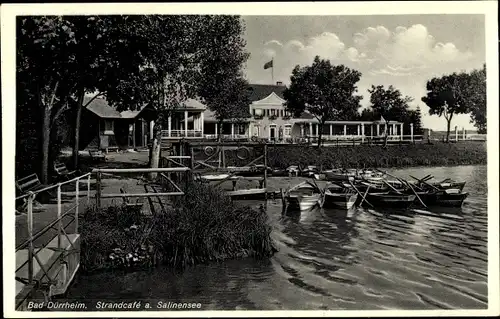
80;183;277;273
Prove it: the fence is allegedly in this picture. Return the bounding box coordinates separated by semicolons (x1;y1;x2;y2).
15;173;92;308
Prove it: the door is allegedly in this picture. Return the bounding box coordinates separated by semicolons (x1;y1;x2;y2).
270;126;276;141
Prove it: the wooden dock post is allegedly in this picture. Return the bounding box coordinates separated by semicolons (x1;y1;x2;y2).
264;144;268;200
96;171;102;210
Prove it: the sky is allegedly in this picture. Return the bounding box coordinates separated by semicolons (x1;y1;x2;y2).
242;15;486;131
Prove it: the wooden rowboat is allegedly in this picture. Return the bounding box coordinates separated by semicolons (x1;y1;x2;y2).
195;173;231;182
364;193;416;209
413;188;469;207
323;186;358;210
286;181;323;211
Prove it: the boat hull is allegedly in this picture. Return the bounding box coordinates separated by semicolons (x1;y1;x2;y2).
286;194;321;211
323;191;358;210
415;191;469;207
365;193;416;209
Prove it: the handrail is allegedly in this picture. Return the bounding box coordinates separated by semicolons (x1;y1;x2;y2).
15;172;92;295
15;208;77;252
16;172;92;201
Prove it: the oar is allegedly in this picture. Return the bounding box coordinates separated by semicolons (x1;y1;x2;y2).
423;175;434;182
405;180;427;208
410;175;440;191
375;169;407;191
349;179;373;208
312;179;326;209
383;180;402;194
410;174;434;185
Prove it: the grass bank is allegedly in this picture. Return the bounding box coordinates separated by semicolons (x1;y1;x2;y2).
80;183;277;273
266;141;487;169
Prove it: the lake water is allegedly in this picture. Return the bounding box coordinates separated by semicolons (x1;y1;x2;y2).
65;165;488;310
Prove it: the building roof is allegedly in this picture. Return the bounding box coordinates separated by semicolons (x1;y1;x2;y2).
85;96;147;119
248;84;286;102
178;98;207;111
252;92;286;105
192;109;251;123
85;96;122;119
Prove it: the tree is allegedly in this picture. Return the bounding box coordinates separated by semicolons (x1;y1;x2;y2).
368;85;414;147
422;71;473;142
359;108;377;121
17;16;151;182
283;56;363;147
69;16;150;168
196;16;251;141
468;64;487;133
17;16;78;183
106;16;207;179
409;106;423;135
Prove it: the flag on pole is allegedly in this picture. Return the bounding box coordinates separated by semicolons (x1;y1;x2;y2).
263;60;273;69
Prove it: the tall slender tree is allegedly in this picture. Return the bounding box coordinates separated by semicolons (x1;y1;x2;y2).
422;71;472;142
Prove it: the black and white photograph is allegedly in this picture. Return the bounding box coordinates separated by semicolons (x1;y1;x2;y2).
2;1;499;317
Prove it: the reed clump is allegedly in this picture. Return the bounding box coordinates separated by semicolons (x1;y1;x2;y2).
80;183;277;273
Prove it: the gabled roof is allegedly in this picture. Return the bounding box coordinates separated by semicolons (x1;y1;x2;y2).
85;96;122;118
248;84;286;102
85;96;147;119
191;109;251;123
252;92;286;105
178;98;207;111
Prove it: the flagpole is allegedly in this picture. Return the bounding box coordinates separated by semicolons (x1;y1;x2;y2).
271;57;274;85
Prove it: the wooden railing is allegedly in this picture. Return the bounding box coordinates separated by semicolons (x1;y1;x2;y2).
92;167;191;210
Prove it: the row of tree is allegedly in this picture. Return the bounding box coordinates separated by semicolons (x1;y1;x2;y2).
283;56;486;146
17;15;251;183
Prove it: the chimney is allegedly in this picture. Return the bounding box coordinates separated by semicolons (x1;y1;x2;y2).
276;81;283;86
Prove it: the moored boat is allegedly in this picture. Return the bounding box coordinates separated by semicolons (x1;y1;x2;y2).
196;173;231;182
286;181;322;211
301;165;319;177
413;188;469;207
225;188;268;200
287;165;300;177
432;180;466;192
324;170;356;182
323;186;358;210
364;192;416;209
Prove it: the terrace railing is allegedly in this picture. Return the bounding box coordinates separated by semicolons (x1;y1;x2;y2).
161;130;203;138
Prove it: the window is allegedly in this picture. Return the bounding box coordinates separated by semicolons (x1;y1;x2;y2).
270;109;276;116
238;124;246;135
103;120;114;135
253;126;260;136
284;125;292;137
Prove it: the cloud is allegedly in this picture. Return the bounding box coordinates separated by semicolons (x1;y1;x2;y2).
251;23;480;130
259;23;473;83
